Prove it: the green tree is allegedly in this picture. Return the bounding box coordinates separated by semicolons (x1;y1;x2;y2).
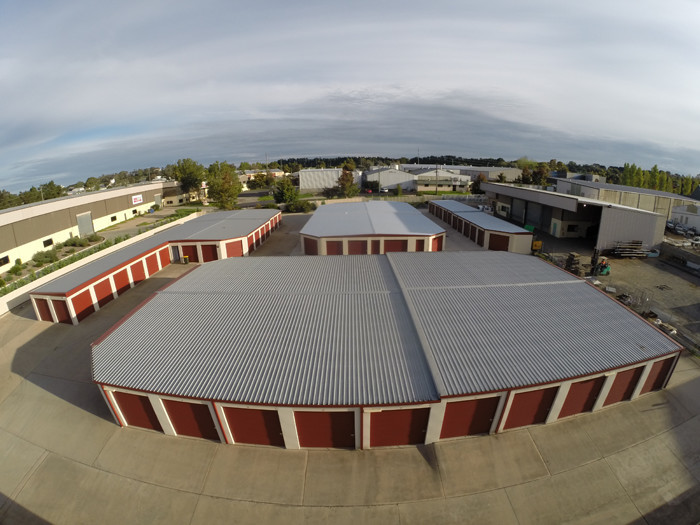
337;167;359;198
207;161;242;210
273;176;299;205
173;158;205;194
648;165;660;190
40;181;65;200
532;163;550;185
85;177;101;191
520;166;533;184
681;176;693;195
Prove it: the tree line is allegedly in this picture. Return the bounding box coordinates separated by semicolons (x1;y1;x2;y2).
1;155;697;212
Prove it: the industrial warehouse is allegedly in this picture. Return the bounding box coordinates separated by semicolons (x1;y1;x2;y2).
91;251;681;449
300;201;446;255
29;209;280;325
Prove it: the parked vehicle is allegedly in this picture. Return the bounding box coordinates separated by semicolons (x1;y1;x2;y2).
379;187;389;193
666;220;675;230
675;224;687;235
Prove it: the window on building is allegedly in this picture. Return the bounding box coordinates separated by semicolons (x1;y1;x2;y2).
132;210;138;215
43;238;53;247
166;200;173;205
0;256;9;267
111;216;117;222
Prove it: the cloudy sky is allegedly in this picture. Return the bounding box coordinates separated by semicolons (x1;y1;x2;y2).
1;1;699;192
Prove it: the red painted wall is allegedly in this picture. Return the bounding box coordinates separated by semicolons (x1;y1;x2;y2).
295;411;355;448
71;289;95;321
226;240;243;258
94;279;115;307
440;397;500;439
34;298;53;322
604;367;644;406
370;408;430;447
162;399;220;442
113;268;131;295
503;387;558;430
223;407;284;447
130;261;146;284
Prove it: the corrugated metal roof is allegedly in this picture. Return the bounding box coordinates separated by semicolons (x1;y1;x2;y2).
92;256;437;406
33;210;278;295
567;179;700;203
92;252;680;406
300;201;444;237
432;200;480;213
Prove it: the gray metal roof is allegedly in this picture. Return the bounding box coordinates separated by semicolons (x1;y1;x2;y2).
388;252;680;395
33;210;278;295
300;201;444;238
457;211;531;234
92;252;680;406
566;179;700;203
432;200;480;213
92;256;437;406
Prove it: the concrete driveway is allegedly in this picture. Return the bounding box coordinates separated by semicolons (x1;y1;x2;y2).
1;219;700;524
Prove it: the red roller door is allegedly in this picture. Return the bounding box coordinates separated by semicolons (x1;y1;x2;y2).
181;245;199;262
348;240;367;255
295;411;355;448
226;240;243;258
503;387;558;430
130;261;146;284
488;234;510;251
162;399;220;442
371;240;381;254
71;289;95;321
641;357;676;394
326;240;343;255
94;279;114;308
384;239;408;253
416;239;425;252
113;391;163;432
440;396;500;439
158;247;170;268
255;231;260;247
558;377;605;419
145;253;159;275
469;225;477;242
431;236;443;252
34;298;53;322
370;408;430;446
52;300;71;324
304;237;318;255
200;244;218;262
477;229;485;246
452;215;459;229
224;407;284;447
113;268;131;295
604;367;644;406
248;235;255;252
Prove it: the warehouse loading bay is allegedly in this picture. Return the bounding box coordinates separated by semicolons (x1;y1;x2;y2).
1;209;700;524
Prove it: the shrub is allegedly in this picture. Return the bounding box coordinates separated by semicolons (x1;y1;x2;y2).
32;248;59;266
0;277;5;287
15;258;22;266
286;200;317;213
87;233;101;242
8;264;23;276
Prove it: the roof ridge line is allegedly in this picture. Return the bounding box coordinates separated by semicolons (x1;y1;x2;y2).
404;280;584;291
385;252;447;397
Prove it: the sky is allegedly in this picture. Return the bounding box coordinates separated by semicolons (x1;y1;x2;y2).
1;1;700;193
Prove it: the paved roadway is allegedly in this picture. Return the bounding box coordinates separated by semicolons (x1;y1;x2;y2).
1;212;700;524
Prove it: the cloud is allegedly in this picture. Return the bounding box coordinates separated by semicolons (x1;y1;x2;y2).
1;1;699;192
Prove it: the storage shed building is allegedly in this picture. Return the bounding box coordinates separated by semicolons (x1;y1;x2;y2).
429;200;533;254
300;201;446;255
92;252;681;449
30;209;280;325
